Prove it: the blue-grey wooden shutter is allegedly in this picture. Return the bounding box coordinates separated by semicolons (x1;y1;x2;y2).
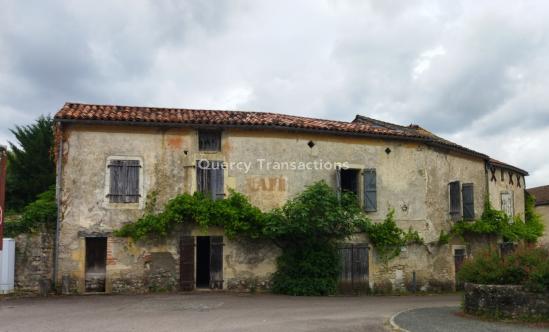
449;181;461;219
462;183;475;220
109;160;140;203
196;160;210;196
211;161;224;200
363;169;377;212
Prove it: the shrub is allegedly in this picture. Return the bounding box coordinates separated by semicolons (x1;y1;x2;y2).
271;241;340;296
457;246;549;293
4;186;57;237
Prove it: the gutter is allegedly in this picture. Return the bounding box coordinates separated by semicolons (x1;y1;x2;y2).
53;123;63;292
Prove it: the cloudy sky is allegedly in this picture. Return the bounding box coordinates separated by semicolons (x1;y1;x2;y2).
1;0;548;186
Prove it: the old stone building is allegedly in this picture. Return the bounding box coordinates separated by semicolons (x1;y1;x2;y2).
53;103;528;294
527;185;549;247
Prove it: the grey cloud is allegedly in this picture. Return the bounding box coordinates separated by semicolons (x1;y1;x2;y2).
0;0;548;185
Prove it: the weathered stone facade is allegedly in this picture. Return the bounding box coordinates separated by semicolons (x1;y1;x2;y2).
54;105;528;294
13;230;54;294
464;283;549;320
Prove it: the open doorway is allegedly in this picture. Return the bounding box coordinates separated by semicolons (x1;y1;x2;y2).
85;237;107;292
196;236;211;288
340;169;359;196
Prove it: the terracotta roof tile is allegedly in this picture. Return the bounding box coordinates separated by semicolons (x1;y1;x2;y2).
527;185;549;206
55;102;493;159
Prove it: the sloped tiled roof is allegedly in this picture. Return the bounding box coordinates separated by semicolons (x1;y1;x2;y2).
488;158;528;176
527;185;549;206
55;102;490;159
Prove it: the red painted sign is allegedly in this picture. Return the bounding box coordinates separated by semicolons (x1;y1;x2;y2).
0;146;6;250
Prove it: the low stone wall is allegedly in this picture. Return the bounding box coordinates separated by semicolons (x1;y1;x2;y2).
464;283;549;320
14;231;54;293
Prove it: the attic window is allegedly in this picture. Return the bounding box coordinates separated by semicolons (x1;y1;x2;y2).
385;148;391;155
307;141;315;148
199;130;221;151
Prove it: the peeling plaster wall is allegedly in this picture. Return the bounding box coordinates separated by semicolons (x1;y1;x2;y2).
58;124;493;293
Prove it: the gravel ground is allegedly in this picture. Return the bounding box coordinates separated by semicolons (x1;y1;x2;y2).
393;306;545;332
0;292;460;332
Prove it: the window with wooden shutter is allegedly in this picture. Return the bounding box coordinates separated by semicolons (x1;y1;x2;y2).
196;160;224;200
363;169;377;212
198;131;221;151
501;192;514;216
462;183;475;220
108;159;140;203
449;181;461;220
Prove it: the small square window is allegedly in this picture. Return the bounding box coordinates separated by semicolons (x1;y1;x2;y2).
199;131;221;151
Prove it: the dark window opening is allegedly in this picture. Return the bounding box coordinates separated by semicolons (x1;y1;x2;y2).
199;131;221;151
85;237;107;293
108;159;140;203
340;169;359;196
454;248;466;290
307;140;315;148
196;236;211;288
500;242;516;257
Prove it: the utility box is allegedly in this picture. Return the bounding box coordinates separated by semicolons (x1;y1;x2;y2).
0;238;15;294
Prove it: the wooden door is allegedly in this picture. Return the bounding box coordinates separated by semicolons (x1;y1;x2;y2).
180;236;195;291
209;236;224;289
339;244;369;294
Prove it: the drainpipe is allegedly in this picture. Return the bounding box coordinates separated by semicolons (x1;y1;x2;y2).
53;123;63;292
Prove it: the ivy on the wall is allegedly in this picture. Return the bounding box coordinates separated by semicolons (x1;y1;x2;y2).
438;194;544;244
115;181;424;295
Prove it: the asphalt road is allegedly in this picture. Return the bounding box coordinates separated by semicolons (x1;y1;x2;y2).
393;306;544;332
0;292;459;332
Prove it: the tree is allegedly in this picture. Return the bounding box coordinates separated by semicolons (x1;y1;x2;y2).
6;116;55;211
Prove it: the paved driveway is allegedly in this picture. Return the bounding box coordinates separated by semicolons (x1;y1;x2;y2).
0;293;459;332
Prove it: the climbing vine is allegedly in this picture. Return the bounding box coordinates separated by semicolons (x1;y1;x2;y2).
115;181;423;295
358;209;424;263
438;194;544;244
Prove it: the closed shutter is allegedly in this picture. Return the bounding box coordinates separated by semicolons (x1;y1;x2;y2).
209;236;224;289
501;192;514;216
196;160;210;195
363;169;377;212
179;236;195;291
211;161;225;200
197;161;224;200
449;181;461;219
108;160;140;203
462;183;475;220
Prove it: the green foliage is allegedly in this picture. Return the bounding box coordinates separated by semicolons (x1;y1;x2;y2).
457;246;549;293
264;181;365;243
271;241;340;296
116;181;422;295
4;186;57;237
447;198;544;244
115;190;265;240
6;116;55;211
358;209;424;263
